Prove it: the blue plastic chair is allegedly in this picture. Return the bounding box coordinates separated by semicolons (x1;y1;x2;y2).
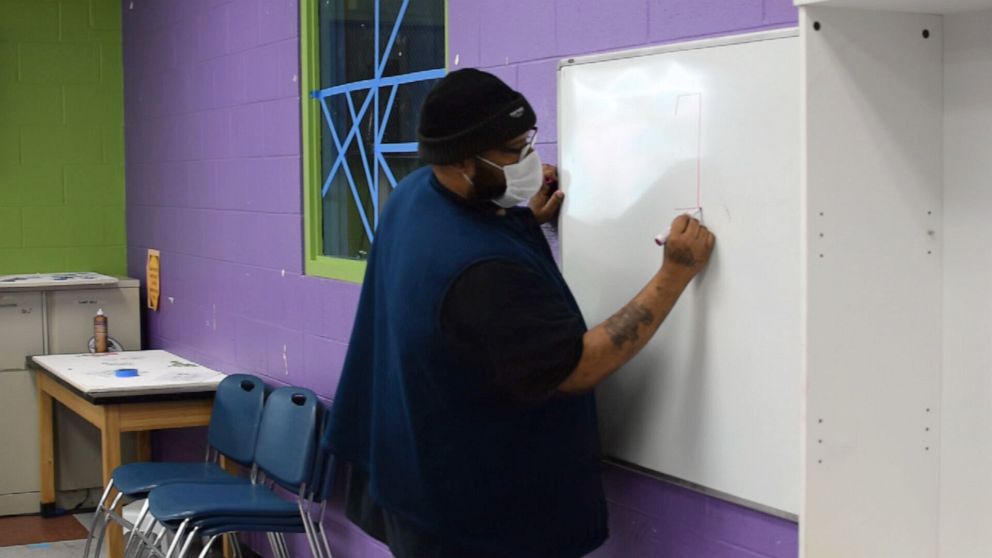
84;374;267;558
161;408;340;558
133;387;327;558
133;386;328;558
169;409;339;558
140;446;336;558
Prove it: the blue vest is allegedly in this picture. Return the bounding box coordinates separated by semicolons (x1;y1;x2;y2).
328;167;608;557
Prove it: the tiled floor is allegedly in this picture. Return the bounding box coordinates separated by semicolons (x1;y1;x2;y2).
0;499;251;558
0;539;102;558
0;510;229;558
0;499;156;555
0;514;89;547
0;514;103;558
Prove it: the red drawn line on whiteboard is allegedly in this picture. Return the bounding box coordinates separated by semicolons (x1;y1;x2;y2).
674;92;702;209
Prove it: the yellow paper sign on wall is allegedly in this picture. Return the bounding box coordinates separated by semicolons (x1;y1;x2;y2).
147;249;161;311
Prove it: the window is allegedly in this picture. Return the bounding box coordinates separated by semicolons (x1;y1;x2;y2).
302;0;447;282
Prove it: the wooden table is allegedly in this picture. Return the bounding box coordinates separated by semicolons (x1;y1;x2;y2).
31;351;225;558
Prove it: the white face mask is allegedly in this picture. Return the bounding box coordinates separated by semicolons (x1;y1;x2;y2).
478;149;544;208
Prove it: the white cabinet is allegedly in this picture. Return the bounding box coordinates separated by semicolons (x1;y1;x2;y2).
798;1;992;556
797;0;992;13
0;292;43;369
0;277;140;516
48;287;140;354
0;292;44;516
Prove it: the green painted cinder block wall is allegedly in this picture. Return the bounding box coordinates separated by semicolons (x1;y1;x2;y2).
0;0;125;275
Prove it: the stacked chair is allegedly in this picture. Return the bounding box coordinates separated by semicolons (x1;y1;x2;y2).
124;385;338;558
84;374;267;558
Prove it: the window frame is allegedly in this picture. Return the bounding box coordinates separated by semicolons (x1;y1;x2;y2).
301;0;449;283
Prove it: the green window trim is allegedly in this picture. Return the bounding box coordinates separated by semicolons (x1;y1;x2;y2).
301;0;449;283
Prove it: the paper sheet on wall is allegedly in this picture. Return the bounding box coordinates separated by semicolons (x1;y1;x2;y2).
147;249;160;311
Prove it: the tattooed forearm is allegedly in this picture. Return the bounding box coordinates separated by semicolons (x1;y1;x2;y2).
604;303;654;348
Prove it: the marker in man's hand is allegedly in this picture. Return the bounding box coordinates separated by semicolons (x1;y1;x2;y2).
655;208;703;246
543;169;559;193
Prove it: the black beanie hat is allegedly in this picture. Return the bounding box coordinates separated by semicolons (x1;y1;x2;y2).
418;69;537;164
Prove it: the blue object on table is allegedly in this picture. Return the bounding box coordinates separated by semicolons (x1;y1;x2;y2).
114;368;139;378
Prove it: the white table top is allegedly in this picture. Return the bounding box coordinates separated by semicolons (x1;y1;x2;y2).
32;350;225;399
0;272;119;290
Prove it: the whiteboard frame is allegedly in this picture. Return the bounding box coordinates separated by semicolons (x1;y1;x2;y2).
557;28;799;72
609;458;799;521
557;28;801;518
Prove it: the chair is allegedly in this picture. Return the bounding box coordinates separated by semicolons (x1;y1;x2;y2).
178;409;340;558
130;386;332;558
84;374;267;558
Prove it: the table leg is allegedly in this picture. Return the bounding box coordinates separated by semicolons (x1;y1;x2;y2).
102;406;123;558
37;382;55;517
136;431;152;462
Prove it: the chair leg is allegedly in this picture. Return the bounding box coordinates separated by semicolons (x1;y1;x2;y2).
176;527;203;558
123;499;151;556
297;500;320;558
277;533;291;558
133;522;168;558
297;514;319;558
195;534;220;558
139;522;170;558
317;521;334;558
176;527;201;558
266;533;280;558
163;519;190;558
315;502;333;558
94;491;126;558
83;480;116;558
130;529;156;558
128;515;164;558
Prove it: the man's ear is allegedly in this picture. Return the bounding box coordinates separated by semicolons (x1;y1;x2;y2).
450;157;477;178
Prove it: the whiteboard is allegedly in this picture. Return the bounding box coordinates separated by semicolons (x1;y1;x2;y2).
559;30;801;515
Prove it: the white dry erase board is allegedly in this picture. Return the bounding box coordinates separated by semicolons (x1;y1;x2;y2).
559;30;801;516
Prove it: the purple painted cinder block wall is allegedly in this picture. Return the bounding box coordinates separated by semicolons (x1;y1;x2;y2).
123;0;798;556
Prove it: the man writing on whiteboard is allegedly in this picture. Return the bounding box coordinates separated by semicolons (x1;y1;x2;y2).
327;69;716;558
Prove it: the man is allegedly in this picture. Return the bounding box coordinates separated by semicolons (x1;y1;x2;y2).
327;69;715;558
